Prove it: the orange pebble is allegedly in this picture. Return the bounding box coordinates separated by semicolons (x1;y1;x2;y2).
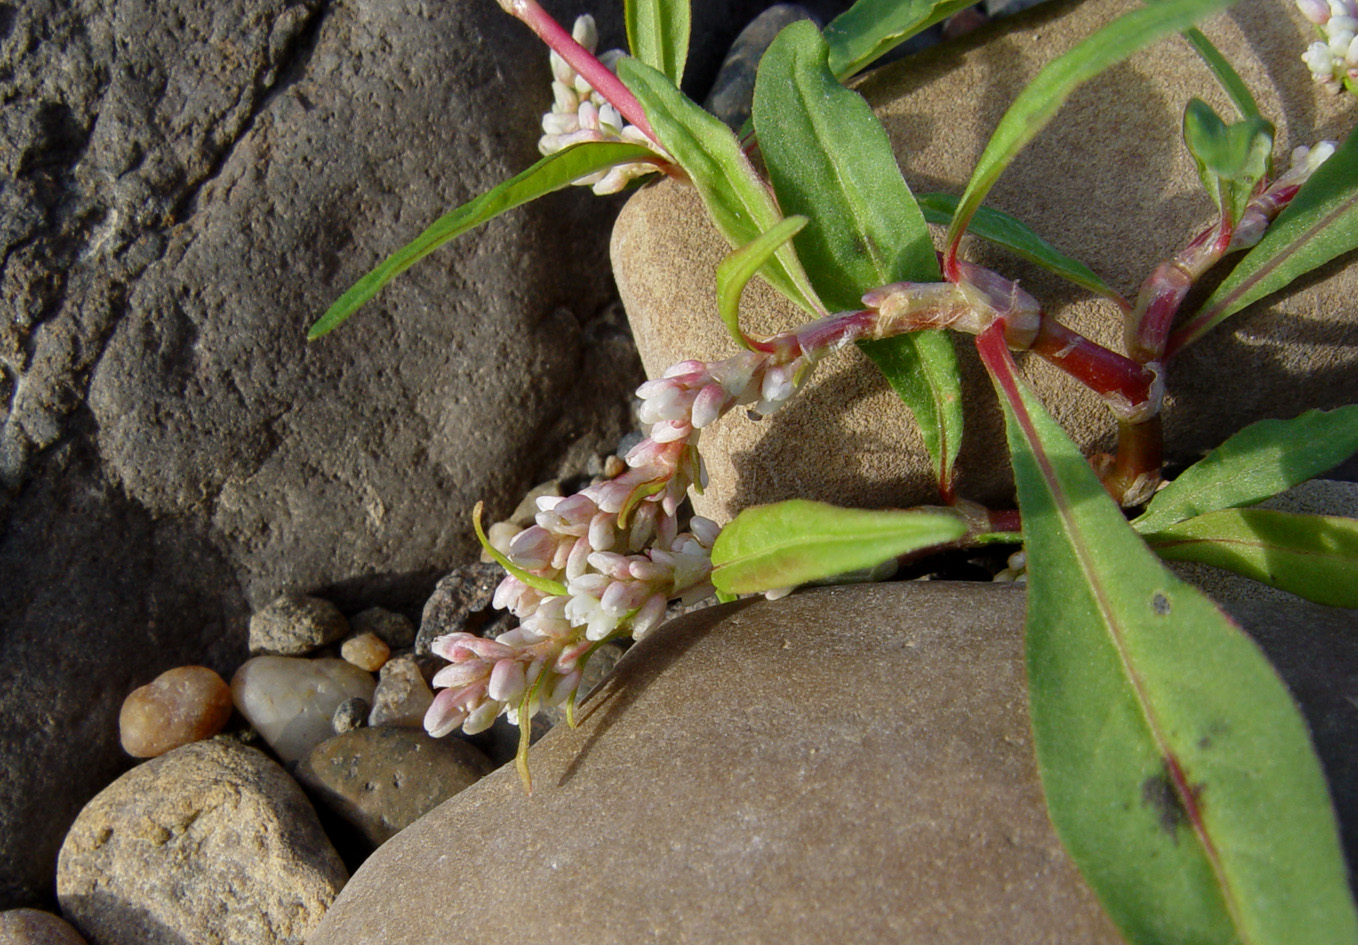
119;666;233;758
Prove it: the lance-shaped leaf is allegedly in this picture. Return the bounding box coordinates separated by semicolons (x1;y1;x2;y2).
1181;26;1261;121
618;58;823;316
1182;98;1273;228
918;192;1122;302
754;22;964;494
308;141;657;339
977;324;1358;945
709;499;965;595
1132;405;1358;534
944;0;1235;268
625;0;689;87
824;0;975;79
1146;508;1358;608
1169;123;1358;355
716;217;808;350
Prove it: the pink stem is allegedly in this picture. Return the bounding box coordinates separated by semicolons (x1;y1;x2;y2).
501;0;657;143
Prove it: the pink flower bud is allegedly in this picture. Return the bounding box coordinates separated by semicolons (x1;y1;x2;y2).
462;700;501;736
488;658;528;703
1298;0;1331;23
424;689;469;738
589;511;617;551
508;525;556;569
631;593;668;639
691;383;727;429
431;661;489;690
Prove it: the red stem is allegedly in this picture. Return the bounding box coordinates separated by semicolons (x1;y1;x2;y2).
1029;319;1156;412
502;0;657;143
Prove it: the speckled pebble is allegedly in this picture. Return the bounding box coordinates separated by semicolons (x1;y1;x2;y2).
119;666;233;759
0;909;88;945
349;608;416;650
368;656;434;729
295;727;493;847
232;656;376;763
333;697;370;735
341;632;390;672
249;594;349;657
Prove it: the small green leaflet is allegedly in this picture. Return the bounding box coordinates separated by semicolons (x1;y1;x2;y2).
618;58;824;316
1180;27;1261;121
471;501;567;598
1146;508;1358;608
753;22;963;495
1132;405;1358;534
625;0;689;87
1169;123;1358;355
716;217;808;350
308;141;657;339
709;500;965;595
944;0;1236;266
917;192;1122;302
824;0;975;79
1182;98;1273;228
977;324;1358;945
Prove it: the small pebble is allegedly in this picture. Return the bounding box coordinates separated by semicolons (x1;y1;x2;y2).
119;666;233;758
510;480;562;526
340;632;390;672
603;454;626;478
416;562;508;654
482;520;522;563
0;908;89;944
349;607;416;650
232;656;376;763
295;727;493;846
368;656;435;728
332;697;370;734
249;594;349;656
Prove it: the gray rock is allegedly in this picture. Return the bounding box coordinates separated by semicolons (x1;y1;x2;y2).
613;0;1358;522
57;739;346;945
309;582;1358;945
705;5;818;129
231;656;376;763
295;727;493;848
249;594;349;656
332;698;371;735
368;656;435;729
350;608;416;651
415;562;511;655
0;909;88;945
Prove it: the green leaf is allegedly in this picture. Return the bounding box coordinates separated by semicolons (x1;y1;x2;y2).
918;192;1121;301
471;501;568;598
308;141;657;339
1147;508;1358;608
824;0;976;79
1180;26;1261;121
618;58;823;316
976;326;1358;945
710;499;965;594
716;217;808;350
1169;124;1358;354
1132;405;1358;534
753;22;963;493
1182;98;1273;226
945;0;1236;263
625;0;689;87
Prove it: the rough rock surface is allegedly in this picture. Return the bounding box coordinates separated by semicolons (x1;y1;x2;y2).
311;582;1358;944
248;594;349;656
0;909;88;945
612;0;1358;521
56;739;346;945
295;727;493;848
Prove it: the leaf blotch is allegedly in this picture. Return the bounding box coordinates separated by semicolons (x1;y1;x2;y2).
1142;766;1204;839
1152;592;1171;616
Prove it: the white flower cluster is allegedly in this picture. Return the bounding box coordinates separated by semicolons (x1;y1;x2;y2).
1297;0;1358;91
423;342;815;742
539;15;665;194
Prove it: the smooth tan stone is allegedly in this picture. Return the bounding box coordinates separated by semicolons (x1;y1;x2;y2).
118;666;233;758
612;0;1358;521
308;582;1358;945
341;632;391;673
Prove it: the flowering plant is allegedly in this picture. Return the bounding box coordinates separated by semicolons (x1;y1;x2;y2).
312;0;1358;940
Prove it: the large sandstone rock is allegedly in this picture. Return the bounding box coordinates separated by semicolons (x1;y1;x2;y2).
613;0;1358;521
309;583;1358;944
56;739;347;945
